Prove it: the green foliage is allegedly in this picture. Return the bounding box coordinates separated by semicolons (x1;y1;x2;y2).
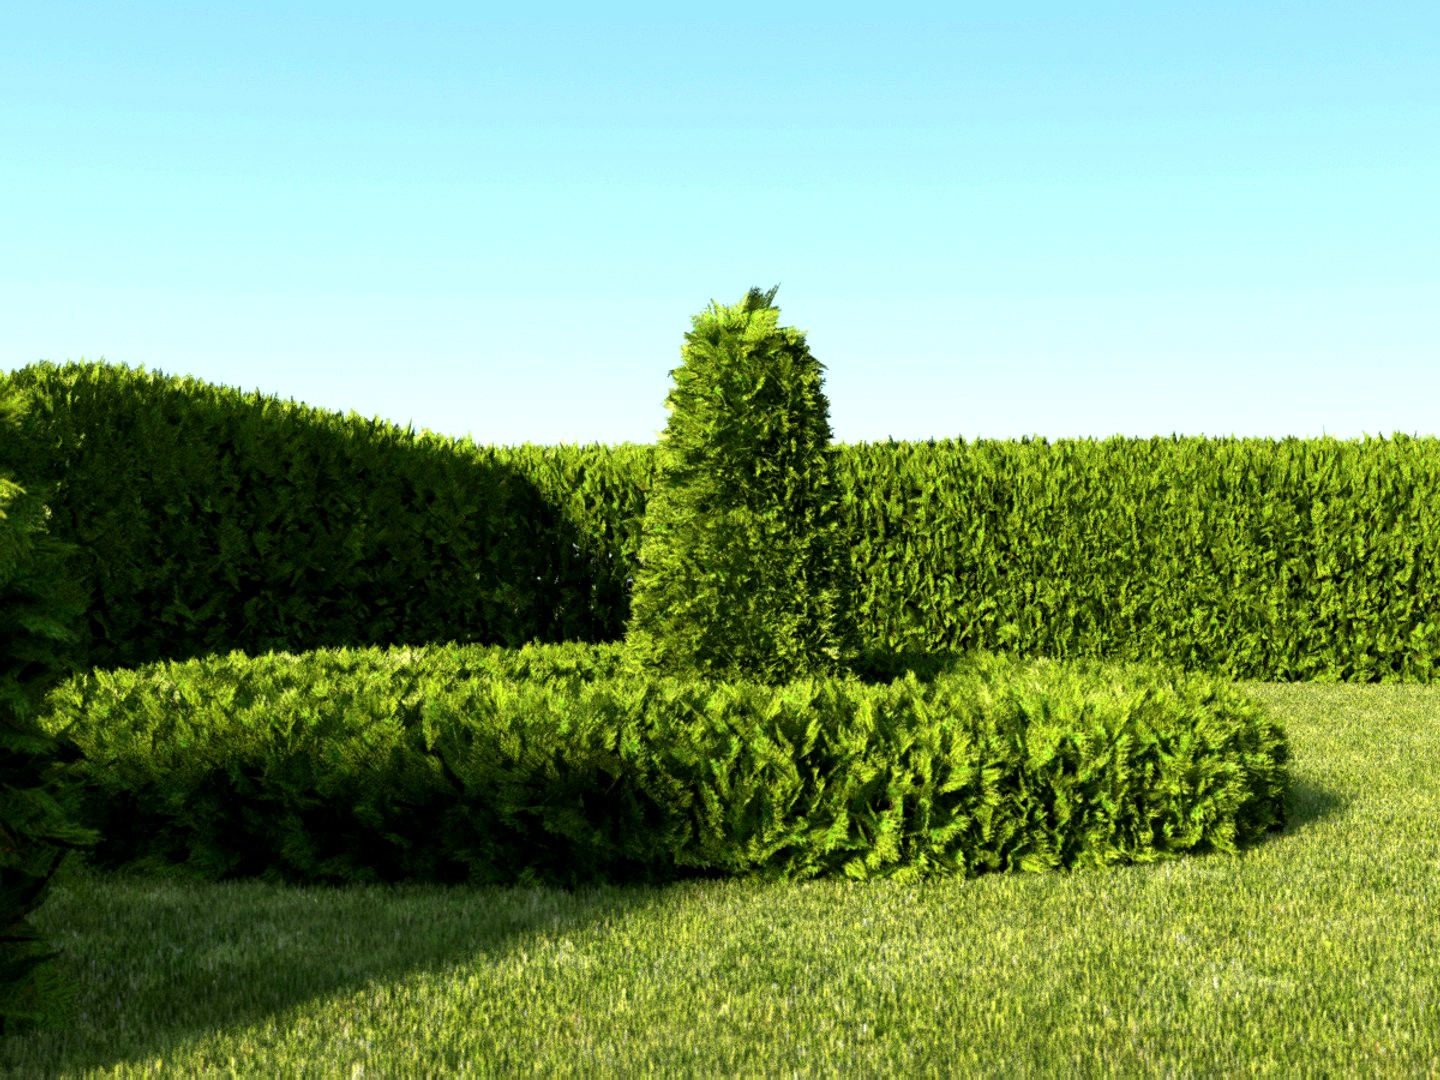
30;638;1291;894
0;380;101;1037
620;284;864;687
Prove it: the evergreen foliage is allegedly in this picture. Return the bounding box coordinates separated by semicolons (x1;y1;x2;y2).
620;284;864;687
0;380;101;1037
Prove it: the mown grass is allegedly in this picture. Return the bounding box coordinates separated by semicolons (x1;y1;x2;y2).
3;659;1438;1077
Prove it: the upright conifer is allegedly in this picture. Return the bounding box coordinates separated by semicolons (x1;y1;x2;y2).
621;284;862;687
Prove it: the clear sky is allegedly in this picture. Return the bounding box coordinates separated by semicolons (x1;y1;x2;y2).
4;3;1437;450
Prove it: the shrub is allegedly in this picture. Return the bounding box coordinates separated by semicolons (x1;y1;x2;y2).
620;284;864;687
0;379;101;1037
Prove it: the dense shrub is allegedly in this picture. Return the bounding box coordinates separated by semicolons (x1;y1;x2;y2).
0;380;101;1037
620;284;864;687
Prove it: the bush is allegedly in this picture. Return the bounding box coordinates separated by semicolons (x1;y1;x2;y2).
620;284;863;687
0;380;101;1037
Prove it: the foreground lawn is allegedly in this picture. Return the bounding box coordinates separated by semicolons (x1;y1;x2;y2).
4;669;1438;1077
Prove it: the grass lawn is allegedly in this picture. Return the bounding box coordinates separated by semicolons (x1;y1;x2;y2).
3;658;1438;1077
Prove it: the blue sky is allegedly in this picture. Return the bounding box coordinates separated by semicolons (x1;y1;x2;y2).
4;3;1437;449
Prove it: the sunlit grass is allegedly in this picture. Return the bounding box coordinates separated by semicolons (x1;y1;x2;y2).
4;671;1439;1077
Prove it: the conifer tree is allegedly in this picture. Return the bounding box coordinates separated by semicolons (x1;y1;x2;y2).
621;284;862;687
0;379;101;1036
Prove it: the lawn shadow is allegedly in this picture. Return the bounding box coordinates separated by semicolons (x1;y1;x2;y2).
12;807;754;1073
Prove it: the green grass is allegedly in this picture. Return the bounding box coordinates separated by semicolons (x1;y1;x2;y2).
4;660;1439;1077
